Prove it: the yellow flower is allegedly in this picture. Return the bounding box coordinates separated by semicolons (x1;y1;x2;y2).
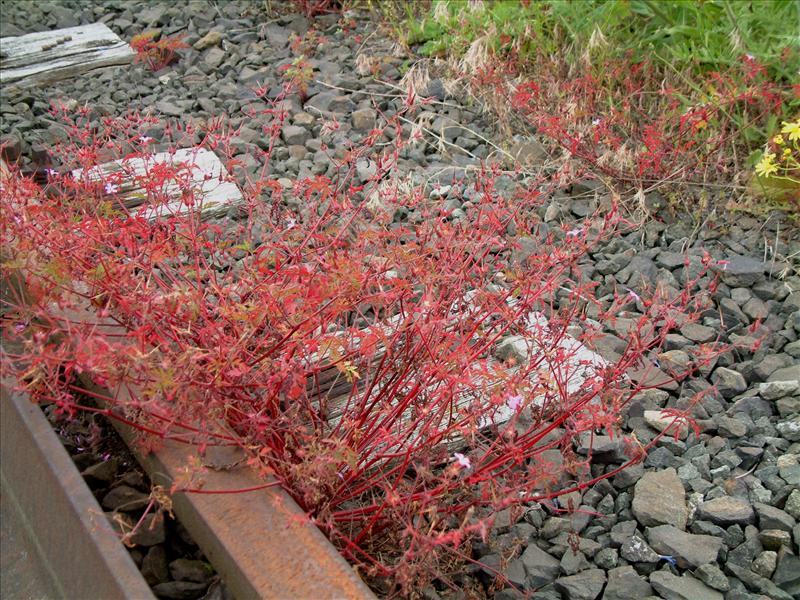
755;152;778;178
784;148;792;157
781;120;800;142
773;134;784;145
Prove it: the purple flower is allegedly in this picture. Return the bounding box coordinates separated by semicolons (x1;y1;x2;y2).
566;228;583;238
506;394;522;411
453;452;471;469
104;182;119;194
46;168;58;177
626;288;641;302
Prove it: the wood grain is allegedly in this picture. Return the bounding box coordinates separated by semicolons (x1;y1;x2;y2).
72;146;244;220
0;23;134;92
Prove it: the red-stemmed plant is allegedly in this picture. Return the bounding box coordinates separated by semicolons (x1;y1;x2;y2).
1;76;728;596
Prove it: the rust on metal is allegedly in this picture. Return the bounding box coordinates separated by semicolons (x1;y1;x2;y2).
1;210;376;600
0;381;155;600
80;374;377;600
50;301;376;599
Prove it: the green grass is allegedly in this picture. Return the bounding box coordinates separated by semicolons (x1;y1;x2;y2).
401;0;800;83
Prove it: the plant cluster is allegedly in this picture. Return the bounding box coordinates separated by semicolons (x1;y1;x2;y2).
129;30;188;72
497;54;785;190
2;74;727;597
400;0;799;84
386;0;798;213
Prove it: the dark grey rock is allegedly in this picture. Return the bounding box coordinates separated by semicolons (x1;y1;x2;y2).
785;489;800;519
750;550;777;578
716;415;748;438
141;545;169;585
716;255;765;287
577;433;627;463
719;298;750;326
759;380;799;400
169;558;214;583
773;551;800;597
753;503;795;532
729;396;773;420
602;566;653;600
632;468;687;530
657;350;691;373
768;364;800;382
421;78;446;100
193;31;223;50
305;91;354;115
776;417;800;441
711;367;747;399
609;520;637;547
351;108;376;131
541;517;572;539
612;462;644;488
725;562;793;600
129;513;166;547
593;547;618;570
695;496;755;526
502;558;527;588
649;571;723;600
559;549;590;576
758;528;792;550
645;525;722;568
656;251;686;270
281;124;309;146
553;569;606;600
727;536;763;569
101;485;150;511
693;563;729;592
151;581;208;600
752;354;792;381
155;100;188;117
624;255;658;290
521;544;560;588
742;297;769;321
620;532;660;563
82;458;121;485
203;47;225;68
680;323;716;343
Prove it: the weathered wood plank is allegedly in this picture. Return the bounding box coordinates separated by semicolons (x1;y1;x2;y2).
72;147;244;220
0;23;134;92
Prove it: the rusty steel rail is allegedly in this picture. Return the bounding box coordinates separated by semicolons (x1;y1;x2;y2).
1;381;155;599
80;375;377;600
1;286;376;599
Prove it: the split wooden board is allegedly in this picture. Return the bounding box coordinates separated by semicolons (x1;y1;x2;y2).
72;147;244;220
0;23;135;93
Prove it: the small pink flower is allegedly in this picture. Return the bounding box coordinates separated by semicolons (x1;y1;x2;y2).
104;182;119;194
506;394;522;411
453;452;471;469
626;288;641;302
566;228;583;238
45;168;58;177
139;135;153;143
